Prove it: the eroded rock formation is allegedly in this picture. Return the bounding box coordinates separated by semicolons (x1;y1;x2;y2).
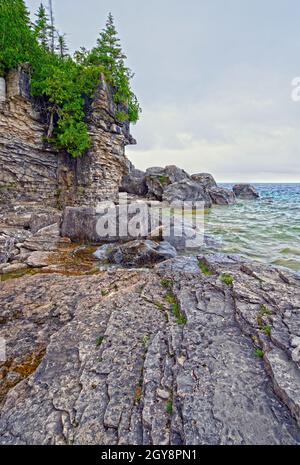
0;65;135;208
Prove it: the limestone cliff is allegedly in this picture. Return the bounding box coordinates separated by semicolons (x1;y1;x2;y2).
0;65;135;208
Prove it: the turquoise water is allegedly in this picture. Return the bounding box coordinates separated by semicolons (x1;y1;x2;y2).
204;184;300;272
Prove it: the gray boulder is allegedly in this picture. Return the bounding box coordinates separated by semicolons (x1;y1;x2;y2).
120;168;147;196
29;212;62;234
0;234;16;264
94;239;177;267
163;179;212;208
233;184;260;199
145;165;190;200
209;187;236;205
191;172;217;190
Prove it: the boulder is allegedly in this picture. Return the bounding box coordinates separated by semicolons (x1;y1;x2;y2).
94;239;177;267
233;184;260;200
120;168;147;196
0;234;16;264
191;173;217;190
23;224;70;252
208;187;236;205
29;212;62;234
61;205;161;244
145;165;190;200
162;179;212;208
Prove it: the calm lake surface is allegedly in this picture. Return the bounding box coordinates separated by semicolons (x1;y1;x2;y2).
204;183;300;272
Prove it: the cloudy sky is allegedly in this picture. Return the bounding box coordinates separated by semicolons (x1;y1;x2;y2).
26;0;300;182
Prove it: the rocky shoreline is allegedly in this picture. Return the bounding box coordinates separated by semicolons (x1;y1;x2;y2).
0;180;300;444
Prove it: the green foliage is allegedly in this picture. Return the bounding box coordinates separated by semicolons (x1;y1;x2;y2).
0;0;37;75
220;273;234;285
198;260;213;276
259;304;273;316
89;13;141;123
255;348;264;359
0;3;141;156
166;400;173;415
96;336;105;347
160;278;172;289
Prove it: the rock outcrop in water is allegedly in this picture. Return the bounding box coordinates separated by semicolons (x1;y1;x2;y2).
233;184;260;200
0;253;299;445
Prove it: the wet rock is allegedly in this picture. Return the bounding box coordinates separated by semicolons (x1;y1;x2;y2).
233;184;260;199
163;179;212;208
191;173;217;190
94;239;177;267
0;262;28;274
209;186;236;205
26;251;54;268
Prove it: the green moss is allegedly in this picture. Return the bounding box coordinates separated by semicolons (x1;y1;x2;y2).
198;260;213;276
262;325;272;336
158;175;169;184
220;273;234;285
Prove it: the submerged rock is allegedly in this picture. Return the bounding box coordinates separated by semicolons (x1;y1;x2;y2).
233;184;260;199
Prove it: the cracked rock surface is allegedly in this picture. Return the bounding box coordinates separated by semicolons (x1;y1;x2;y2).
0;254;299;445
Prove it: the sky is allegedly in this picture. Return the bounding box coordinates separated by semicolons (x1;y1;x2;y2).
26;0;300;182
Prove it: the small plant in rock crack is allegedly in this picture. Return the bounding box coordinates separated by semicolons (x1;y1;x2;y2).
198;260;213;276
142;335;150;347
262;325;272;336
255;348;264;358
172;303;187;326
220;273;234;286
101;289;110;297
259;304;273;316
165;293;176;305
96;336;105;347
160;278;173;289
134;386;143;403
166;399;173;415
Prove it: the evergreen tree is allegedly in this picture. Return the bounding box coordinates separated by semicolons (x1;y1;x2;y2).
90;13;141;123
91;12;126;73
56;34;68;58
0;0;36;75
34;3;51;50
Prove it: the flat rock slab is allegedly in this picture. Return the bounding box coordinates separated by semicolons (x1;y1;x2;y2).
0;256;299;445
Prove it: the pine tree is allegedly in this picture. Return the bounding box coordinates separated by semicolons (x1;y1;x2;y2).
91;12;126;73
34;3;50;50
48;0;55;53
0;0;36;75
56;34;68;58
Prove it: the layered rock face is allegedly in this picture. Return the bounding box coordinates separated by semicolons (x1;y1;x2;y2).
0;66;134;208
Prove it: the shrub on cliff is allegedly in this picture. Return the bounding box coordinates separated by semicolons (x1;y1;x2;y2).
0;2;141;157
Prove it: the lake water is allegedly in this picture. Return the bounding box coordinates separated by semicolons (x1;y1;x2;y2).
203;183;300;272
